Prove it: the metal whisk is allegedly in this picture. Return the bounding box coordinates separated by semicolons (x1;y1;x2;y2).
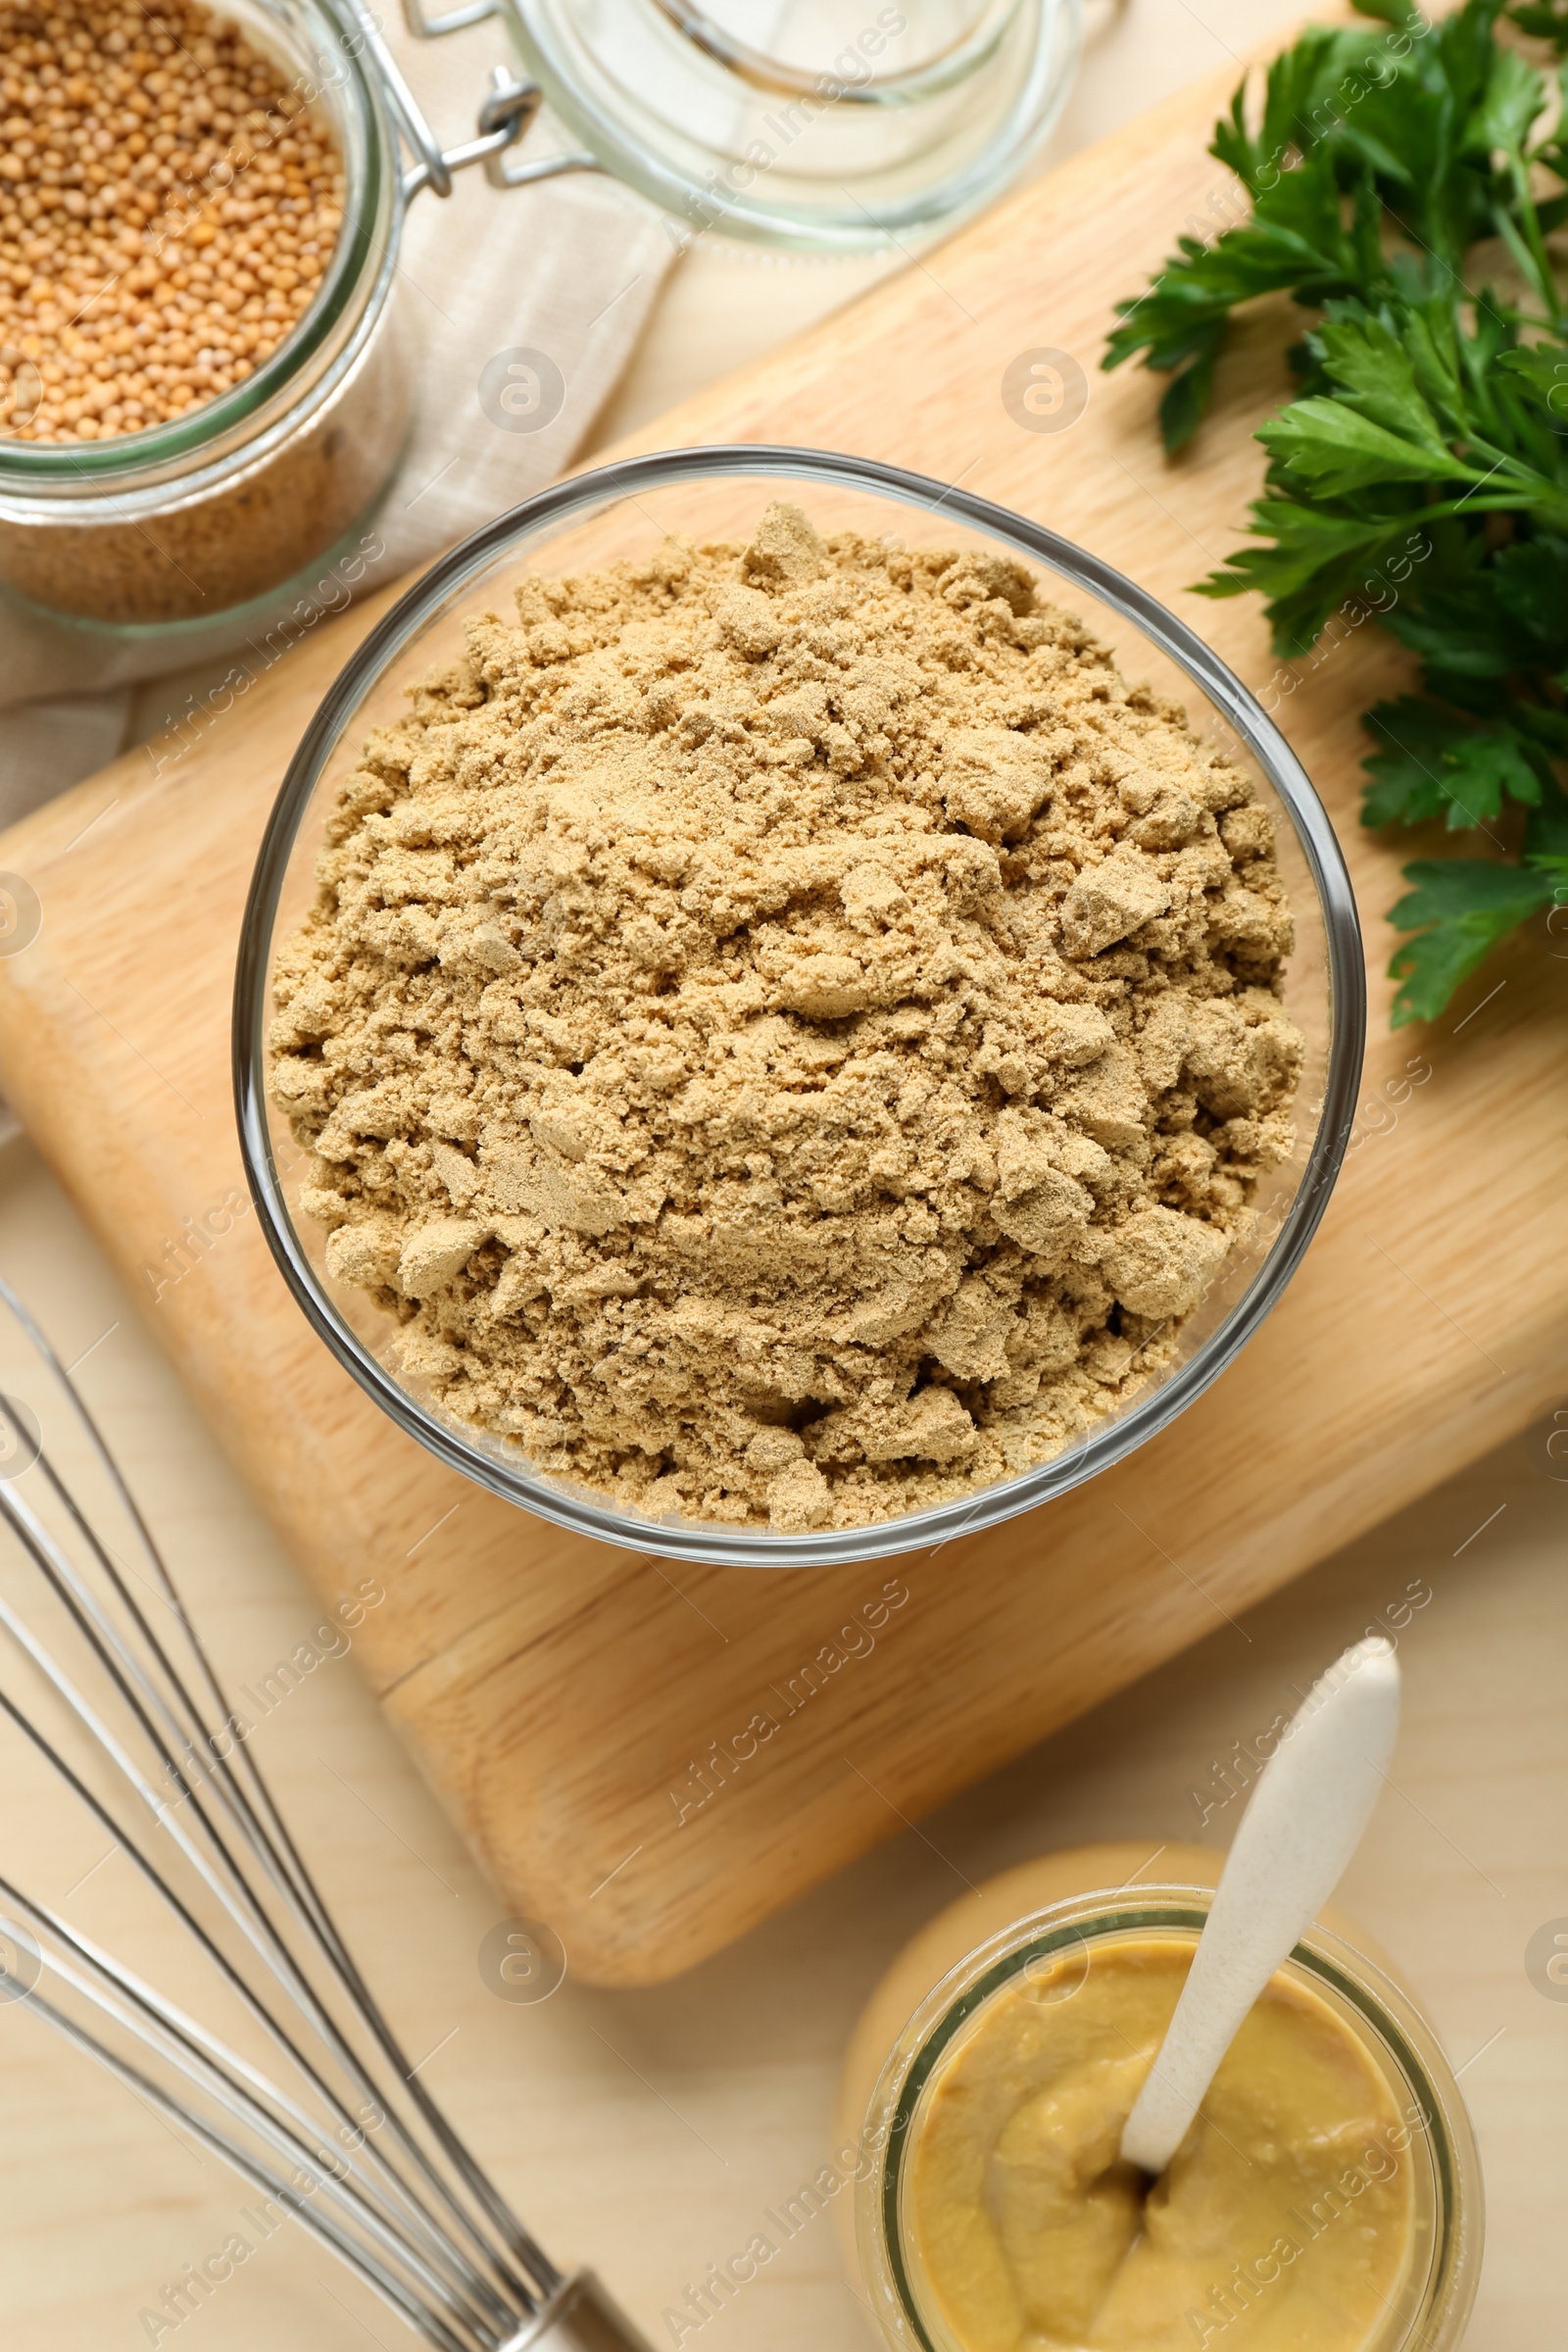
0;1275;651;2352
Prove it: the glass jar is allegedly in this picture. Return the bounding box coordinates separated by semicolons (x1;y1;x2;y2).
505;0;1084;250
0;0;413;629
849;1856;1483;2352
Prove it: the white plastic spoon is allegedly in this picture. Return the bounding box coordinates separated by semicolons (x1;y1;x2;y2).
1119;1635;1401;2177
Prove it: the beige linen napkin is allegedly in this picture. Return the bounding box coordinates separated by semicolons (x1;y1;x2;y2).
0;3;678;826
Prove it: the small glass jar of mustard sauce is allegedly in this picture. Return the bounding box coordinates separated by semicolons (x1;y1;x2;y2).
838;1843;1482;2352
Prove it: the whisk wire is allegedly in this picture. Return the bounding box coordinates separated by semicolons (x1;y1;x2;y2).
0;1869;505;2331
0;1289;562;2295
0;1277;646;2350
6;1285;564;2302
14;1978;487;2352
0;1471;545;2335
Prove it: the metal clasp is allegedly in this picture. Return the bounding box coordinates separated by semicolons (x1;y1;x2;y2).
347;0;601;204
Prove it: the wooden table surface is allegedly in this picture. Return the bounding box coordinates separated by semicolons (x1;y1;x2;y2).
1;1;1564;2343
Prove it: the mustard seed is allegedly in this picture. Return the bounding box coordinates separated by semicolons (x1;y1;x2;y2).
0;0;344;444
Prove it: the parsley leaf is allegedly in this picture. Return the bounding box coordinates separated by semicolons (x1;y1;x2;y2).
1106;0;1568;1020
1388;859;1556;1023
1362;698;1544;828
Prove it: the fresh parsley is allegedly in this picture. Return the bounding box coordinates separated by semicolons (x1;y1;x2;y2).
1104;0;1568;1023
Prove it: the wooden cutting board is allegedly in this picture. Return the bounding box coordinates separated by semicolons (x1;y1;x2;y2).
1;35;1563;1987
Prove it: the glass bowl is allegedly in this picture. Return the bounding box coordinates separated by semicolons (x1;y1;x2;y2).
233;445;1365;1568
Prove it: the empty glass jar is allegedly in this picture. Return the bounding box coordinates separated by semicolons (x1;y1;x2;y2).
506;0;1084;249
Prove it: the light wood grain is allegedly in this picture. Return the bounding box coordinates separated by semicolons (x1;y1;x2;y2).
0;32;1563;1990
3;1128;1560;2352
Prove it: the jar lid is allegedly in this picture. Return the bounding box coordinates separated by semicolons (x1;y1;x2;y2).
505;0;1083;249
